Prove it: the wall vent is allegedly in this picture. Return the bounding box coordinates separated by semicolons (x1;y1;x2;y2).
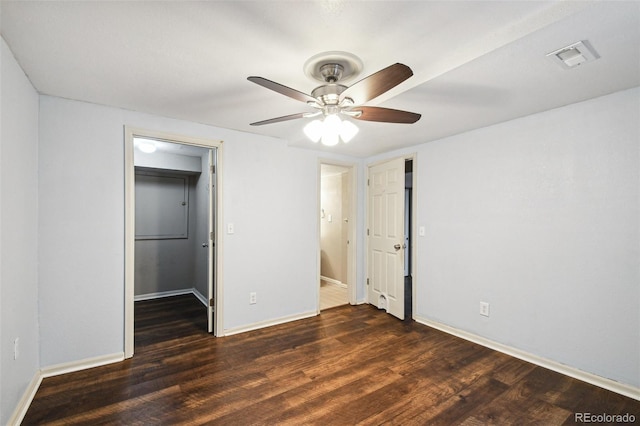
546;40;599;69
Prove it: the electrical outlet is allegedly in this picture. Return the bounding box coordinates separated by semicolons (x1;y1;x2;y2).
14;338;19;360
249;292;257;305
480;301;490;317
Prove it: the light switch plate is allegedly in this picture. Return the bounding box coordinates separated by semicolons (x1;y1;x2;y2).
480;301;490;317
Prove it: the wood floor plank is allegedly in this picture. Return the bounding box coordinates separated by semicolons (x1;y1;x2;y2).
459;378;575;426
22;295;640;425
404;377;509;425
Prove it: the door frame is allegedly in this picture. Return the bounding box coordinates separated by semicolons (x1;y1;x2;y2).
317;159;358;311
365;153;417;319
124;127;224;358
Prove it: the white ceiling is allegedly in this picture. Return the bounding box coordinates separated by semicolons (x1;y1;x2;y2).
2;1;639;158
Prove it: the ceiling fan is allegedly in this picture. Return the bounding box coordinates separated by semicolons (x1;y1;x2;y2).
247;57;421;145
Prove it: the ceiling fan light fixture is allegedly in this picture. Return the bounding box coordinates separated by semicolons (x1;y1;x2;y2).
249;61;420;138
304;115;360;146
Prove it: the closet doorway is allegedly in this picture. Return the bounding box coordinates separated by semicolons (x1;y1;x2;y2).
319;162;357;311
124;128;223;358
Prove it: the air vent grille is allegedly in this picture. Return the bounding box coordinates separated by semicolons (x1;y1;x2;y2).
547;40;599;69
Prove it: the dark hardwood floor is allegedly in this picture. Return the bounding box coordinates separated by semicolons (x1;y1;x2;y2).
23;295;639;425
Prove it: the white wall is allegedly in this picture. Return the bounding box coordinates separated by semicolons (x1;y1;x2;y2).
37;95;344;366
412;87;639;388
222;136;319;329
134;174;198;296
0;38;40;425
320;173;346;283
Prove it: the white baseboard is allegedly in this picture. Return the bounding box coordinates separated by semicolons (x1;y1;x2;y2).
320;276;347;288
192;288;208;307
414;315;640;401
134;288;194;301
8;352;124;425
40;352;124;378
135;288;208;307
7;371;42;426
223;310;318;336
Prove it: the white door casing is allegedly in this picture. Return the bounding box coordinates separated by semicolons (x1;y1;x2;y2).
368;157;405;320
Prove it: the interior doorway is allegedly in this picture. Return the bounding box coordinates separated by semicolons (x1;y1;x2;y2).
319;161;357;311
124;128;223;358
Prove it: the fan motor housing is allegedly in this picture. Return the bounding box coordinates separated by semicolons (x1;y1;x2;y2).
311;84;347;105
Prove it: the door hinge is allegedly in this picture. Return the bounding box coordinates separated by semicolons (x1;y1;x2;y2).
367;178;370;186
210;164;215;174
209;298;214;307
367;228;370;236
210;231;214;240
367;278;370;285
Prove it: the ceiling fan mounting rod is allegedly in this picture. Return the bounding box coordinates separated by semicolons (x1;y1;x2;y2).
319;63;344;83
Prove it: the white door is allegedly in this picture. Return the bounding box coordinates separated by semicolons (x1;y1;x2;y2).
207;150;216;333
368;157;405;319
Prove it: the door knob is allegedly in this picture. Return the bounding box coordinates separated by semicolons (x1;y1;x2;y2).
394;244;402;251
202;243;209;248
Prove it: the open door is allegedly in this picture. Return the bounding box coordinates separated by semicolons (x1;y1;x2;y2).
368;157;405;319
207;149;216;333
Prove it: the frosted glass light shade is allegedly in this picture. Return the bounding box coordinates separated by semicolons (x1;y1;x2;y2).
322;115;341;146
323;114;341;134
340;120;359;142
303;120;323;143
